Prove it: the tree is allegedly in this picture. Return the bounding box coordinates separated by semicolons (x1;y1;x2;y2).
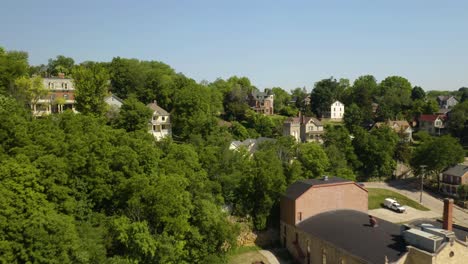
297;143;329;178
116;95;153;132
343;103;364;133
446;101;468;144
73;63;110;115
376;76;413;118
48;55;75;77
411;86;426;101
459;87;468;102
13;76;48;107
411;135;464;188
0;47;29;96
353;127;399;180
271;87;291;114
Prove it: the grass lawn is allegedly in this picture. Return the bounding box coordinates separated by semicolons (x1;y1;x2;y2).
228;246;269;264
367;188;430;211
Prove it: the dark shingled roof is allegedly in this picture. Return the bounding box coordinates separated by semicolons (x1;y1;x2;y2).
297;210;406;264
283;177;352;200
443;164;468;178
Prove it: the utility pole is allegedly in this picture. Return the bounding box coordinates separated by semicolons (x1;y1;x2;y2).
420;165;427;204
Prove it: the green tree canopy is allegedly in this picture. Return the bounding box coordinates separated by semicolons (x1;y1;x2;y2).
73;63;110;115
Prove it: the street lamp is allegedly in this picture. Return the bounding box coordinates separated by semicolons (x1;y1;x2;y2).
420;165;427;204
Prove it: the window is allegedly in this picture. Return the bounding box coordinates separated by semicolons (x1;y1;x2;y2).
64;94;68;100
153;116;157;121
298;212;302;221
153;125;156;131
334;107;336;111
162;116;166;121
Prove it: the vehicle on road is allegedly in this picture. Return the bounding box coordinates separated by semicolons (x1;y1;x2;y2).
384;198;406;213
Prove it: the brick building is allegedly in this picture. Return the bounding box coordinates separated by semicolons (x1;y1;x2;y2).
33;74;76;116
280;177;468;264
247;89;274;115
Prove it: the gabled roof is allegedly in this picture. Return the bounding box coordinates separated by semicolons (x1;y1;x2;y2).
105;94;124;104
297;210;407;264
443;164;468;178
303;117;322;126
374;120;411;132
147;102;169;115
283;177;353;200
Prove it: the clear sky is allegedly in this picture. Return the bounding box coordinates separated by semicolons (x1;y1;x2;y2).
1;0;467;91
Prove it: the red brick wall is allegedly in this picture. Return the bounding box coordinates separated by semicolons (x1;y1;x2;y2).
294;183;368;224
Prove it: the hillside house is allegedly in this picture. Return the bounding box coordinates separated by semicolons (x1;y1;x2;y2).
323;100;344;121
283;115;324;143
33;74;76;116
374;120;413;141
147;101;171;141
247;89;274;115
437;96;458;109
418;114;447;136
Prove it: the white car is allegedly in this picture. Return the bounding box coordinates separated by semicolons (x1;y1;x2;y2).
383;198;406;213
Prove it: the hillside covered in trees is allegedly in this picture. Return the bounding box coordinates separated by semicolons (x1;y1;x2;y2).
0;47;467;263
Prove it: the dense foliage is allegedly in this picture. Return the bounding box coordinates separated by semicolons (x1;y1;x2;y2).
1;46;467;262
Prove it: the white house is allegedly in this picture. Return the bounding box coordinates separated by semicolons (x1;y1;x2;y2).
147;101;171;141
104;94;124;109
330;100;344;121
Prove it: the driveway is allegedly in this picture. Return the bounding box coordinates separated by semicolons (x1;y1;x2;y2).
365;180;468;227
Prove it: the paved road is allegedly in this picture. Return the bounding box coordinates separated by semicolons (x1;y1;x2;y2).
365;180;468;227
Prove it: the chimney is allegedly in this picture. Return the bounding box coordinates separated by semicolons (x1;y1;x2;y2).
58;72;65;79
443;198;453;231
153;100;157;105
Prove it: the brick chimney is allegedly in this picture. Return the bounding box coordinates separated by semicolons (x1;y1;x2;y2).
443;198;453;231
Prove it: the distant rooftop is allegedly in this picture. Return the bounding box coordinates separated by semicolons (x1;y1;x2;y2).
297;210;407;264
147;102;169;115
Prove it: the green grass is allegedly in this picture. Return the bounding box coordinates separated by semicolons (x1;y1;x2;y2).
367;188;430;211
227;246;268;264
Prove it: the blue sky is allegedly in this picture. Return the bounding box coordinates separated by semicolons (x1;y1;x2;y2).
1;0;467;91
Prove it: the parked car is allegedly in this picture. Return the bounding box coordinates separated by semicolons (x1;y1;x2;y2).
383;198;406;213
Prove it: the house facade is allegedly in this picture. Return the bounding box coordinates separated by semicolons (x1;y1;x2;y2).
147;101;171;141
283;115;324;143
323;100;344;121
247;89;274;115
281;178;468;264
374;120;413;141
440;164;468;196
437;96;458;109
104;94;124;109
33;74;76;116
418;114;447;136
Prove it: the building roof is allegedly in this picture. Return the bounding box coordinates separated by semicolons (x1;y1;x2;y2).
419;114;444;122
105;94;124;104
297;210;407;264
283;177;352;200
303;117;322;126
147;102;169;115
374;120;411;132
436;108;452;115
443;164;468;177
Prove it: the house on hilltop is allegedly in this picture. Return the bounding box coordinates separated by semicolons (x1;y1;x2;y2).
437;95;458;109
104;94;124;109
147;101;171;141
323;100;344;121
247;89;274;115
33;73;76;116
